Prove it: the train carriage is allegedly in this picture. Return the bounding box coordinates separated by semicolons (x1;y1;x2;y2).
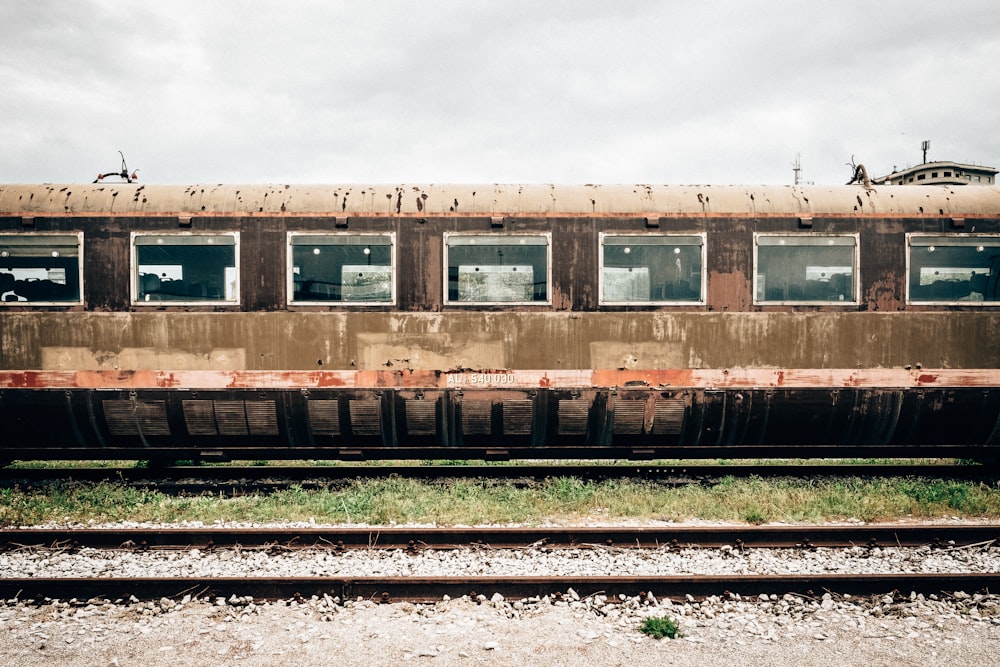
0;183;998;463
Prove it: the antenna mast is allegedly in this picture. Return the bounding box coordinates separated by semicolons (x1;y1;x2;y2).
792;153;802;185
921;140;930;164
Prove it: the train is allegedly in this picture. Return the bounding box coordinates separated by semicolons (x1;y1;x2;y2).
0;182;998;464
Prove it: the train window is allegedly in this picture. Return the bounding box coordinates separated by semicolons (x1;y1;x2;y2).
0;233;83;305
599;234;705;304
444;233;551;304
907;234;1000;304
132;233;239;304
754;234;858;304
288;233;395;304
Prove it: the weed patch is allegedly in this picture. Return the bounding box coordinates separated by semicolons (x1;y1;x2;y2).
640;615;680;639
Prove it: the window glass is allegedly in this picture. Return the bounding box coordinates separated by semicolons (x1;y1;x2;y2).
908;235;1000;303
134;233;238;303
446;234;549;303
289;233;393;303
0;233;83;304
601;234;704;303
755;235;857;303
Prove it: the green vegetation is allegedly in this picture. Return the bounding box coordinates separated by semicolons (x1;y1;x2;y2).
4;457;969;469
1;475;998;527
640;615;680;639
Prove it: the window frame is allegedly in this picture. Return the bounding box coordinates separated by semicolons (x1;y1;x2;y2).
752;232;860;306
130;231;240;306
905;233;1000;306
286;231;396;306
443;231;552;306
0;231;84;307
598;232;707;306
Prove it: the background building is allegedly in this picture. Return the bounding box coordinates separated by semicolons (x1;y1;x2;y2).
875;160;997;186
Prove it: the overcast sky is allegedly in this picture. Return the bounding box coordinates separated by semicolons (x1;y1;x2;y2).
2;1;997;186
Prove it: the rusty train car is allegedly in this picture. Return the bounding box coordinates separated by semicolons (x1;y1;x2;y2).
0;182;999;463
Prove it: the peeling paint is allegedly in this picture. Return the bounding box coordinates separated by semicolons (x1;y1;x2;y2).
2;311;998;372
707;270;752;312
40;347;245;371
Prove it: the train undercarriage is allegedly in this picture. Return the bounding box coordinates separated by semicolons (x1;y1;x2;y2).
2;369;998;464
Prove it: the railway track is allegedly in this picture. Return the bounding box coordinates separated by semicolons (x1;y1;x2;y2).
2;573;997;604
2;524;999;550
2;463;995;489
1;525;997;603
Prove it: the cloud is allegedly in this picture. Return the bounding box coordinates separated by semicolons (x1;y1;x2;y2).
1;1;998;185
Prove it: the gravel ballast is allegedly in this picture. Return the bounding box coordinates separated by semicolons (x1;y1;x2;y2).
1;588;998;666
3;542;999;578
1;521;998;666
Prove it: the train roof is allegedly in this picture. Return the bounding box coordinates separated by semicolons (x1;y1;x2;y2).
2;183;1000;217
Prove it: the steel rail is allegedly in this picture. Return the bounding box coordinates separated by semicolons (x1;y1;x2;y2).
2;464;994;486
3;445;997;462
3;525;998;551
1;573;997;603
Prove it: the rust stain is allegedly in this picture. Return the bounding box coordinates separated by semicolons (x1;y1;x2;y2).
867;275;903;312
0;368;998;391
75;370;163;388
707;270;751;312
0;372;30;388
314;372;348;388
592;369;695;387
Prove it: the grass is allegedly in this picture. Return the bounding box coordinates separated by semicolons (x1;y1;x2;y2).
3;457;970;469
1;474;999;527
640;615;680;639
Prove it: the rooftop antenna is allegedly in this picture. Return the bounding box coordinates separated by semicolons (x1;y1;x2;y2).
94;151;139;183
792;153;802;185
921;139;930;164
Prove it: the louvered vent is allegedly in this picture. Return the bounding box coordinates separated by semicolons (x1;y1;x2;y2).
557;399;589;435
988;410;1000;446
213;401;249;436
308;400;341;436
652;398;686;435
612;401;645;435
461;401;492;435
245;400;278;435
405;400;437;435
349;399;382;435
502;400;533;435
183;400;218;435
103;400;170;436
